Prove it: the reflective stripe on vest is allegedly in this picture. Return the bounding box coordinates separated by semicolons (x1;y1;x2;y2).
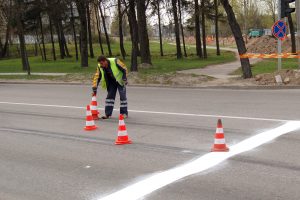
99;58;124;90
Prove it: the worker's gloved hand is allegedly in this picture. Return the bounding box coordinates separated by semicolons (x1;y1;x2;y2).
123;79;128;85
92;87;97;96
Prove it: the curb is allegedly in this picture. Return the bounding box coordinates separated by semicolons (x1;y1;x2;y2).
1;80;300;90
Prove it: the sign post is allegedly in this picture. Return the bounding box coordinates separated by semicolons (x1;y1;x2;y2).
278;0;282;71
296;0;300;69
272;20;287;71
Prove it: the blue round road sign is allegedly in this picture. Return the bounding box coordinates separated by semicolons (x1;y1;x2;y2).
272;20;287;41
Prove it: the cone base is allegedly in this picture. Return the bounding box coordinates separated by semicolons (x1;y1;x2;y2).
211;147;229;152
115;140;132;145
84;126;98;131
92;115;99;120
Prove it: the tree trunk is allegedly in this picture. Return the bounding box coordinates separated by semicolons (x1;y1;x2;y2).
35;26;44;60
16;4;30;74
220;0;252;78
157;0;164;56
49;17;56;61
99;0;112;56
171;0;182;59
194;0;203;58
2;20;11;58
1;0;12;57
59;20;70;57
214;0;220;55
127;0;139;71
76;0;89;67
136;0;152;64
201;0;207;58
34;42;38;56
0;37;3;56
55;21;65;59
178;0;187;57
70;3;78;61
94;2;104;55
38;14;47;61
288;13;296;53
118;0;126;60
87;2;94;58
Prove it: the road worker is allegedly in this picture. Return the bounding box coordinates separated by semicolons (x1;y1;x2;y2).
92;55;128;119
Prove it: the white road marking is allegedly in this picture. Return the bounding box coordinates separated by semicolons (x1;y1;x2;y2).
181;150;192;153
98;121;300;200
0;101;291;122
85;166;91;169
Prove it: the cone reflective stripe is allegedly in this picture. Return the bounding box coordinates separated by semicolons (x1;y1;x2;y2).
90;95;100;120
84;105;97;131
211;119;229;152
115;114;132;145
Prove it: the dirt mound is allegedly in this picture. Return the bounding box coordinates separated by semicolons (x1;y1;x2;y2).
246;36;292;54
254;69;300;85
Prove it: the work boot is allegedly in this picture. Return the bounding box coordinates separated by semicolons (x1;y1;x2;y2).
101;115;111;119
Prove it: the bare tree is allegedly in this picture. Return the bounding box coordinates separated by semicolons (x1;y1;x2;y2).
94;1;104;55
98;0;112;56
87;2;94;58
194;0;203;58
14;0;30;74
171;0;182;59
127;0;139;71
0;0;12;58
214;0;220;55
48;17;57;61
178;0;187;57
70;2;79;61
201;0;207;58
136;0;152;64
263;0;276;23
157;0;164;56
118;0;126;59
38;14;47;61
288;13;296;53
75;0;89;67
220;0;252;78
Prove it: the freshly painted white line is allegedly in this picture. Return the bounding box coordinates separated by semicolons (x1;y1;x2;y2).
0;101;84;109
0;101;292;122
98;121;300;200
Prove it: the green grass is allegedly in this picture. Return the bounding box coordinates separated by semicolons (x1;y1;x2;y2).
232;59;300;76
0;41;236;76
251;59;299;75
0;75;63;80
141;51;234;75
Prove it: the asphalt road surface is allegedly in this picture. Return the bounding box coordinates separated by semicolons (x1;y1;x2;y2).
0;84;300;200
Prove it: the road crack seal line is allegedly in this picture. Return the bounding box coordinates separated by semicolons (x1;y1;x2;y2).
98;121;300;200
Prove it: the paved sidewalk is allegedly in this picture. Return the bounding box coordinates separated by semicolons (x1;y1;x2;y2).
178;46;261;79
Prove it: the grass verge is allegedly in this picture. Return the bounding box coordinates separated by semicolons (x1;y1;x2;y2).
0;42;236;79
232;58;299;76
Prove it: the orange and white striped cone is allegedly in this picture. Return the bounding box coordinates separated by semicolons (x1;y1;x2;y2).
84;105;97;131
211;119;229;152
115;114;132;145
90;94;100;120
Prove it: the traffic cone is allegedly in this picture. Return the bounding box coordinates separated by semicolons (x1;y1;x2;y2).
90;94;100;120
84;105;97;131
115;114;132;145
211;119;229;152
